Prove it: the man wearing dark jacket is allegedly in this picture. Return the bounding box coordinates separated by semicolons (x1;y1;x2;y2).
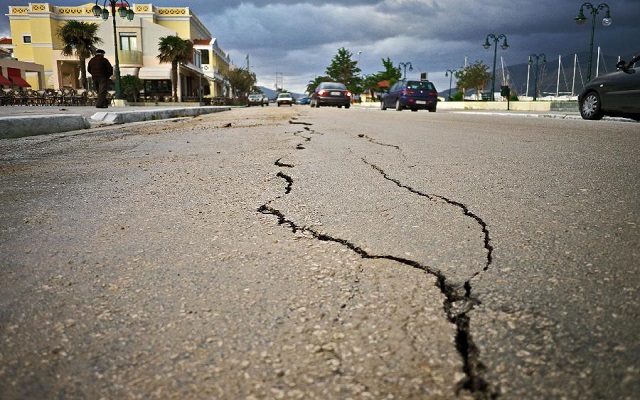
88;49;114;108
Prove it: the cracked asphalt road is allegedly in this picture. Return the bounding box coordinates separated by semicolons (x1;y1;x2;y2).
1;106;638;399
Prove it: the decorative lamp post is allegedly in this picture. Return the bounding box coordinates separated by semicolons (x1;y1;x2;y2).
92;0;134;100
528;54;546;101
575;2;611;82
483;34;508;101
445;69;456;101
399;62;413;79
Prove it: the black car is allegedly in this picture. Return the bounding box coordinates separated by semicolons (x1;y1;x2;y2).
381;79;438;112
310;82;351;108
578;54;640;120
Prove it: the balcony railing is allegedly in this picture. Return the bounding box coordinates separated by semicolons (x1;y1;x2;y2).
118;50;142;66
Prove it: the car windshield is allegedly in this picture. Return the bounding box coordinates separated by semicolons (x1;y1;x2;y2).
278;93;291;98
406;81;435;90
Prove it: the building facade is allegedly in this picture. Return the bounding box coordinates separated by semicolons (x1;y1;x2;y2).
5;2;231;100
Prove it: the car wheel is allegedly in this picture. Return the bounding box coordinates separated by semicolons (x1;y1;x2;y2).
428;107;436;113
395;99;403;111
380;101;387;111
345;103;350;109
411;108;418;112
277;103;281;107
580;91;603;120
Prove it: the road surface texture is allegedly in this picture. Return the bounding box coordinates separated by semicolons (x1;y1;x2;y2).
1;106;638;399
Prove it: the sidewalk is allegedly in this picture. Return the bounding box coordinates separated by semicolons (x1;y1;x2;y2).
0;104;231;139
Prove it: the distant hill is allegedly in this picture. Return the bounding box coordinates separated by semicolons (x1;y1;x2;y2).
257;86;305;100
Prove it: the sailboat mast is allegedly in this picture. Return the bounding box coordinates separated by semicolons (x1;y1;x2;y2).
526;62;531;97
556;55;561;97
571;54;577;97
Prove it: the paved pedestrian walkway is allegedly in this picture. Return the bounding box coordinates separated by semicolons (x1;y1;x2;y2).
0;104;231;139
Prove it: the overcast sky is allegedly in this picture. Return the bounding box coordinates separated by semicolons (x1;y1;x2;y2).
1;0;638;94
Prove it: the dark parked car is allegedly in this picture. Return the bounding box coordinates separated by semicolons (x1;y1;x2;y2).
310;82;351;108
578;54;640;120
381;79;438;112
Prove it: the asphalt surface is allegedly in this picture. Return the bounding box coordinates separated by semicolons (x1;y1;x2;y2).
1;105;638;399
0;102;594;140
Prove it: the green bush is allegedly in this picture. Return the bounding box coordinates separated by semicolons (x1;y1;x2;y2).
121;75;143;102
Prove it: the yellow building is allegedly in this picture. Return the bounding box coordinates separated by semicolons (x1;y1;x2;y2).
5;2;231;100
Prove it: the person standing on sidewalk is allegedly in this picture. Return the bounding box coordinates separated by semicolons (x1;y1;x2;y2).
88;49;113;108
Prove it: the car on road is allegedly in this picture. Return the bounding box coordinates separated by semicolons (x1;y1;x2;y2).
310;82;351;108
276;92;294;107
298;97;310;105
578;54;640;120
248;94;269;107
380;79;438;112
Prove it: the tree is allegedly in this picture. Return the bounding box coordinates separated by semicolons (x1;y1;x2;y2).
58;21;102;89
224;67;255;99
454;61;490;100
157;35;193;102
306;75;332;94
325;47;361;94
362;57;402;97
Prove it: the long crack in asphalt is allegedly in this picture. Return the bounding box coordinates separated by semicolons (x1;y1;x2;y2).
257;120;498;399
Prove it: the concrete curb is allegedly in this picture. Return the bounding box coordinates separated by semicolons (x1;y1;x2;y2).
0;106;232;139
90;106;230;125
0;114;91;139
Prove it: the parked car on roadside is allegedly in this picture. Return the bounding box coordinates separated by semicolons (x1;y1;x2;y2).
310;82;351;108
380;79;438;112
298;97;310;105
276;92;294;107
578;53;640;120
248;94;269;107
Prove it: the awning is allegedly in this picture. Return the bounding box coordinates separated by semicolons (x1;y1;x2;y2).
9;75;31;88
138;67;171;80
0;73;12;87
119;67;139;77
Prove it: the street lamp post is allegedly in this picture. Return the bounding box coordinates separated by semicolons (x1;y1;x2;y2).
528;54;546;101
92;0;134;100
399;62;413;79
483;34;508;101
575;2;611;82
445;69;456;100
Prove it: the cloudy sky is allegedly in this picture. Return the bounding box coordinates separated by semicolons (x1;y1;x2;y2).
1;0;638;94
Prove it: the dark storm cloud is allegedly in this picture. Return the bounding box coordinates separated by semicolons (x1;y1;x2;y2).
1;0;638;92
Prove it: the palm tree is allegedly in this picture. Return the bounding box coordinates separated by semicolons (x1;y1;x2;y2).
157;35;193;102
58;21;102;89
